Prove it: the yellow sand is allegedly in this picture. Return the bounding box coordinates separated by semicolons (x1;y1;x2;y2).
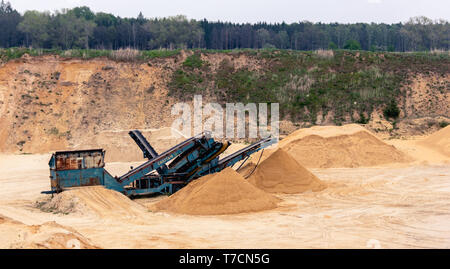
0;214;98;249
38;186;147;218
278;124;412;168
154;167;279;215
248;148;326;194
418;126;450;157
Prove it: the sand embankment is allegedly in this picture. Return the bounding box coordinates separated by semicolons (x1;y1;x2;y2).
418;126;450;157
276;124;412;168
0;214;98;249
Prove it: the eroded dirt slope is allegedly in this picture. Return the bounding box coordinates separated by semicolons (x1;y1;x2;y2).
0;55;181;159
0;53;448;157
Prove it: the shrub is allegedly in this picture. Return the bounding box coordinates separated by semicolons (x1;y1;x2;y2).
356;112;369;124
328;42;337;50
383;100;400;119
48;127;59;135
344;40;361;50
439;121;449;128
183;54;203;68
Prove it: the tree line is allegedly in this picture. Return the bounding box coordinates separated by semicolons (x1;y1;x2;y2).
0;1;448;52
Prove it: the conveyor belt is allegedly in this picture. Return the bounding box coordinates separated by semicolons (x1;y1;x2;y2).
118;133;204;183
129;130;167;173
217;137;274;169
129;130;159;159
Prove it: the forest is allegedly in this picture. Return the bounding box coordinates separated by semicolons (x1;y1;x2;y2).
0;1;448;52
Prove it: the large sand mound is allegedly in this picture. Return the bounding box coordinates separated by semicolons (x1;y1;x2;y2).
418;126;450;157
0;214;98;249
248;148;326;194
153;167;279;215
278;124;411;168
37;186;147;218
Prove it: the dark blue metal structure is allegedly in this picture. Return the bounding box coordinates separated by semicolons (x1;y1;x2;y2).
49;149;105;191
48;131;275;197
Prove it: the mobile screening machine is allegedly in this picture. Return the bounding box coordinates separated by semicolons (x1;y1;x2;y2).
48;130;274;196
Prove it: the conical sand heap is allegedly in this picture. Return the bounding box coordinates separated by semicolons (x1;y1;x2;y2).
248;148;326;194
419;126;450;157
154;167;279;215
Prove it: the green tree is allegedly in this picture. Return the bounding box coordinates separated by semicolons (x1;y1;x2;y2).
328;41;337;50
71;6;95;21
0;3;449;52
276;30;289;49
256;28;272;48
144;15;204;49
343;39;361;50
50;9;95;49
0;1;22;47
18;10;51;47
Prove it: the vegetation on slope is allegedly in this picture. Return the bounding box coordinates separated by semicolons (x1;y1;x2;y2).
168;49;449;124
1;46;448;126
0;47;180;62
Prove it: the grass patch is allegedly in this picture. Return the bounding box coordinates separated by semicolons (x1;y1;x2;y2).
183;53;204;69
168;49;449;123
0;47;181;62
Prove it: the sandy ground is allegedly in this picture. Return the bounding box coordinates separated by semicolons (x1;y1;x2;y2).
0;131;450;248
386;137;450;165
0;135;449;249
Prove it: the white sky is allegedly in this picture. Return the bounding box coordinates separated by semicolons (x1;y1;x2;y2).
7;0;450;23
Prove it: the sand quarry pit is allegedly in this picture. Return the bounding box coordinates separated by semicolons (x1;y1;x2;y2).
0;125;450;248
247;148;327;194
152;167;279;215
276;124;412;168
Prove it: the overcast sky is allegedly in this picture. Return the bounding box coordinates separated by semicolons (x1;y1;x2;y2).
7;0;450;24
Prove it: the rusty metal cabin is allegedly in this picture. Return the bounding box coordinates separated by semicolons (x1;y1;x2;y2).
48;149;105;192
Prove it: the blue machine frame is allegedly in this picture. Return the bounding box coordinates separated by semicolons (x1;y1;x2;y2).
48;131;275;197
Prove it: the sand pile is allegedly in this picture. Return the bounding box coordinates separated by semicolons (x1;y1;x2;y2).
419;126;450;157
278;124;411;168
0;215;98;249
37;186;147;218
237;162;257;178
248;148;326;194
153;167;279;215
37;192;86;215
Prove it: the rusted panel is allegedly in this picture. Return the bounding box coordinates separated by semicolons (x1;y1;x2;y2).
80;177;101;186
56;157;65;169
55;149;104;170
69;158;79;170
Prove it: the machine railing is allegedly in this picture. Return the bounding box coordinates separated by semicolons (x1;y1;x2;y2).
117;132;208;185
